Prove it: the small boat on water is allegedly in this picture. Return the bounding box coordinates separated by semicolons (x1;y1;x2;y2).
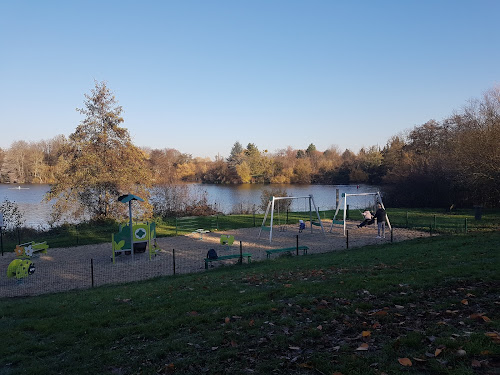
8;186;30;190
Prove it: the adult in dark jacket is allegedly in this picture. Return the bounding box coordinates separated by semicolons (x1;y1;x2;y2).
374;203;386;238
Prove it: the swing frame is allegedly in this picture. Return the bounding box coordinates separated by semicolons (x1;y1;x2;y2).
329;192;391;236
259;194;325;243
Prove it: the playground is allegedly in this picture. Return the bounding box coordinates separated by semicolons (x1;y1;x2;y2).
0;219;428;298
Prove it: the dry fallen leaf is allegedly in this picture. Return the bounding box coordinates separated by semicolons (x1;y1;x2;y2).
249;319;255;327
398;358;412;367
435;348;443;357
224;317;230;324
471;359;481;368
362;330;371;337
461;299;468;305
412;357;427;362
481;315;491;322
356;343;369;351
317;325;323;330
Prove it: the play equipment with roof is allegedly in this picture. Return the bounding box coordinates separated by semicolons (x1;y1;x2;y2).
111;194;161;263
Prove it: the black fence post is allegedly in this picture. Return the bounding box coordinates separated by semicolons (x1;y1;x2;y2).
346;230;349;249
390;228;393;243
172;249;176;275
91;259;94;288
17;227;21;245
286;210;289;225
346;205;350;219
239;241;243;264
296;235;299;256
465;218;468;233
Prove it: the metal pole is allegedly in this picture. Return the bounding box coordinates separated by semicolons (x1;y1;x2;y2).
172;249;176;275
91;259;94;288
128;201;135;261
296;235;299;256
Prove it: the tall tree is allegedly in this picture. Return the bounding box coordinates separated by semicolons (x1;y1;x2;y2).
46;81;152;222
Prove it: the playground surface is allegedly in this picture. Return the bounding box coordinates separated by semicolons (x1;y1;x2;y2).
0;220;429;297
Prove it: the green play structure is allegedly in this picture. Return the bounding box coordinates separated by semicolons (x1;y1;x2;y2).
111;194;161;263
6;241;49;280
111;221;160;263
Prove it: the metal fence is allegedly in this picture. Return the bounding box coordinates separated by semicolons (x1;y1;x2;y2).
0;249;220;298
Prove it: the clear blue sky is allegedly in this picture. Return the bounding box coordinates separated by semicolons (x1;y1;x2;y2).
1;0;498;159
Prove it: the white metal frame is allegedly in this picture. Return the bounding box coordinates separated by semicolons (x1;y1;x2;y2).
258;194;325;243
329;192;391;236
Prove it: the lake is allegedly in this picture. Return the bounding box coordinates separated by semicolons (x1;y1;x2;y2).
0;183;381;228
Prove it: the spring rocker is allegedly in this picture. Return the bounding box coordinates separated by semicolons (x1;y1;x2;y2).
111;194;161;263
6;241;49;281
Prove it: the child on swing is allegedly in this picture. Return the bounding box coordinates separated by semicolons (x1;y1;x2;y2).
357;209;375;228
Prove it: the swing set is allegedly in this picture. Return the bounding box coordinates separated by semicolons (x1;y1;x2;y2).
329;191;391;236
259;194;325;243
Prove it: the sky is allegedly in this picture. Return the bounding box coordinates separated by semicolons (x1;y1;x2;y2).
1;0;499;159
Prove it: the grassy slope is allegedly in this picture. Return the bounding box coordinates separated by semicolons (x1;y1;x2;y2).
0;231;499;375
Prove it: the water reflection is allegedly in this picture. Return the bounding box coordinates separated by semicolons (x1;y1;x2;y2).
0;183;380;228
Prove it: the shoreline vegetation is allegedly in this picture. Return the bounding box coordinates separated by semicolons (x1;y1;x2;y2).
1;84;499;210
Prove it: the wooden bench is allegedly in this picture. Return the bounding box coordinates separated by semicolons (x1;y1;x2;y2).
204;253;252;269
266;246;309;259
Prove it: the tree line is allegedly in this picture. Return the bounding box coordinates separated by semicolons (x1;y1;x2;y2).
1;82;498;220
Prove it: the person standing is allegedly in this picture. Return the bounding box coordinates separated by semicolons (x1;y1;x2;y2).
374;203;386;238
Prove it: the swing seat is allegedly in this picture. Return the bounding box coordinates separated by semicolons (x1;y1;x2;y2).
311;221;322;227
261;225;271;231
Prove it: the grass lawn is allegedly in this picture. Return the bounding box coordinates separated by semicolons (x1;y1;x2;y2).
1;231;499;374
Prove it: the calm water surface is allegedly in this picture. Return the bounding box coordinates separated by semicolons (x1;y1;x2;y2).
0;183;381;228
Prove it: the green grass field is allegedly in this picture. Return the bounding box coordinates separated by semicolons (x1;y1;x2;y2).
1;231;499;374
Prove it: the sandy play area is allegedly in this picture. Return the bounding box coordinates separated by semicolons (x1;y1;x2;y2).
0;221;428;298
